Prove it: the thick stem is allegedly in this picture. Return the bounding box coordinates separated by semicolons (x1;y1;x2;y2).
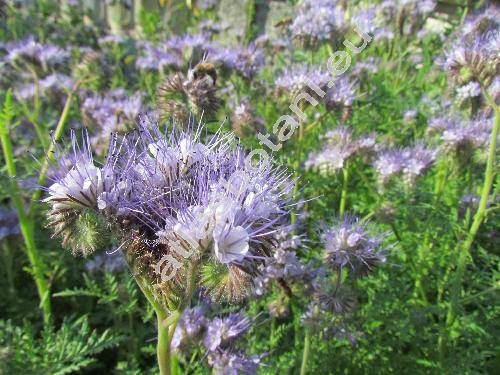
156;310;181;375
438;95;499;361
300;328;311;375
157;312;171;375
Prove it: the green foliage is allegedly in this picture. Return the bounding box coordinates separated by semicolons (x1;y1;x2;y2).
0;317;121;374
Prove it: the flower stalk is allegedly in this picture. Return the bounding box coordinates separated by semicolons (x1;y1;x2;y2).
339;162;350;217
0;91;51;324
438;86;499;361
300;328;311;375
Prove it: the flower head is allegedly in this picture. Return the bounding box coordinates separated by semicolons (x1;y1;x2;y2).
290;0;347;45
203;313;252;352
171;306;208;352
44;117;293;307
0;206;20;241
306;127;376;174
275;65;330;98
208;350;264;375
322;216;386;276
156;61;221;123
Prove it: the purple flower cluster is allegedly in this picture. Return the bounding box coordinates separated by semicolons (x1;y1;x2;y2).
275;65;330;97
374;143;436;185
290;0;347;44
172;309;264;374
0;206;20;241
81;88;145;154
14;73;73;101
428;114;493;156
322;215;387;276
305;127;376;174
1;35;69;67
378;0;436;37
210;43;265;80
325;76;360;117
43;118;293;304
135;41;182;72
443;5;499;86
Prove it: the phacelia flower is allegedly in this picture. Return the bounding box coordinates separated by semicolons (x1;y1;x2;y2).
456;81;482;102
325;76;360;120
82;88;144;155
374;143;436;185
0;206;20;241
3;36;69;68
230;97;265;138
156;61;221;123
322;215;387;276
43;130;114;255
305;127;376;174
275;65;330;98
135;41;183;72
203;313;251;352
44;117;293;308
290;0;347;45
208;349;264;375
171;306;208;352
210;43;265;80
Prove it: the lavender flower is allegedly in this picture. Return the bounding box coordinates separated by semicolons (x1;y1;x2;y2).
82;88;144;154
305;127;376;174
171;307;208;352
203;313;251;351
275;65;330;98
44;117;294;305
374;143;436;185
322;215;386;276
135;41;182;72
0;207;20;241
290;0;347;45
208;349;264;375
3;36;69;68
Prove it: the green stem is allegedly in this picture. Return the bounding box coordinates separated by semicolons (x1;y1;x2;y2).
339;163;349;217
438;92;499;362
300;328;311;375
292;120;305;224
0;92;51;324
30;80;81;211
157;310;181;375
